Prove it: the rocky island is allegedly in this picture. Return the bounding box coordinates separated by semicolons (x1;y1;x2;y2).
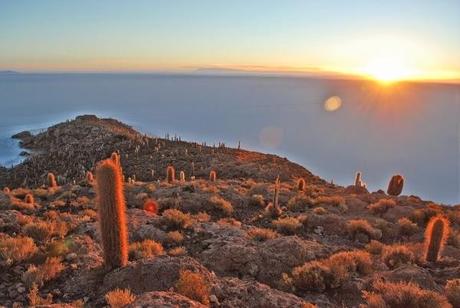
0;115;459;307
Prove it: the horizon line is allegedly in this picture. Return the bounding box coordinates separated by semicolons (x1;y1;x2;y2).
1;67;459;85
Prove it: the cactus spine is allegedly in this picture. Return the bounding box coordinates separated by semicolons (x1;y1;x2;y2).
95;159;128;269
297;178;305;191
47;173;57;188
166;166;175;183
209;170;217;182
387;174;404;196
424;216;449;263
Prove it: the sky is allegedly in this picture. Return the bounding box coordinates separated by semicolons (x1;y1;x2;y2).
1;0;459;81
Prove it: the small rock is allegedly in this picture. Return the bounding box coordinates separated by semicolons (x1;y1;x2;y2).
66;253;78;262
210;294;219;304
17;286;26;294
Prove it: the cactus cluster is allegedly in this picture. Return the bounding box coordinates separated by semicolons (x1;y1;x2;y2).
95;158;128;269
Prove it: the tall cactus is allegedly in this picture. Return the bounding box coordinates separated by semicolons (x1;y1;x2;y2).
273;176;281;215
95;159;128;269
424;216;450;262
179;171;186;183
166;166;175;183
297;178;305;191
387;174;404;196
209;170;217;182
47;172;57;188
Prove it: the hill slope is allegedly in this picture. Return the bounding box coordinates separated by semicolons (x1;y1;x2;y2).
0;115;459;307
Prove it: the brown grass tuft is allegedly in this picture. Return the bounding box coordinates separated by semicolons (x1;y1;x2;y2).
0;236;37;264
368;199;396;215
175;270;210;305
105;288;136;308
272;217;302;234
362;280;451;308
248;227;279;241
382;245;414;269
129;239;164;260
162;209;193;230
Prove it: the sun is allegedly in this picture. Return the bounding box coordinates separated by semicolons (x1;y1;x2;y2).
363;54;414;84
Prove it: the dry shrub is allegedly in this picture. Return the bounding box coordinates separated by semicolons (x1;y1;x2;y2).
365;240;384;255
313;207;327;215
193;212;210;222
28;284;53;306
83;209;98;220
398;217;418;236
23;220;68;242
248;227;279;241
217;217;242;227
158;197;181;211
22;257;65;287
272;217;302;234
16;213;34;226
44;210;59;220
347;219;382;242
445;279;460;308
368;199;396;215
0;236;37;264
314;195;345;208
375;219;399;242
325;250;373;288
207;195;233;216
175;270;210;305
362;280;451;308
292;250;372;291
292;260;330;291
411;207;441;226
10;197;35;211
382;245;414;269
166;231;184;245
287;195;314;211
248;194;265;208
162;209;193;229
46;240;71;257
129;239;164;260
168;247;187;256
105;288;136;308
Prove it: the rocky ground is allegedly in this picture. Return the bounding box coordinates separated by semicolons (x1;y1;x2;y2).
0;115;459;307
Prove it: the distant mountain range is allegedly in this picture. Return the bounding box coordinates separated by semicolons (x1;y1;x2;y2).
0;70;20;74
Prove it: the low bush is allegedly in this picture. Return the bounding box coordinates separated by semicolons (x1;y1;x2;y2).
362;280;451;308
175;270;210;305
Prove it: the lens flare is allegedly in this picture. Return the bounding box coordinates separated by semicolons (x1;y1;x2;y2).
324;96;342;112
